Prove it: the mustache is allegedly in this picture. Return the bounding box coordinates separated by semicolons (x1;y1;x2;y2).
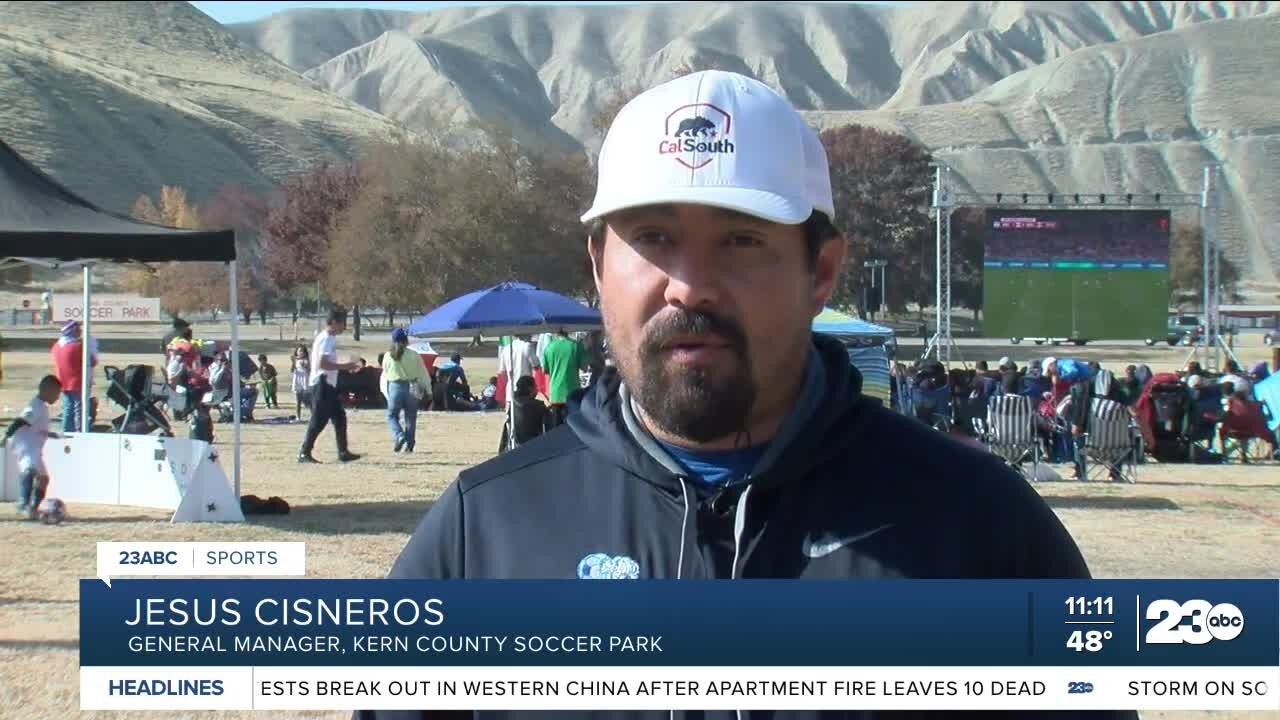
640;308;747;355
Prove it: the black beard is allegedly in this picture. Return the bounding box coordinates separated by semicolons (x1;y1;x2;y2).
618;308;755;443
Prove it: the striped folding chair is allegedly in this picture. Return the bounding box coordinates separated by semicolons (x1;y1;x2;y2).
1082;398;1141;483
984;394;1040;478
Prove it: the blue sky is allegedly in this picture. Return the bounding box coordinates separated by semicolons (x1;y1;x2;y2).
191;1;901;24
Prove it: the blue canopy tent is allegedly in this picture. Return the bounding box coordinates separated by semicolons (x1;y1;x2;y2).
811;308;895;406
404;282;602;451
1254;373;1280;433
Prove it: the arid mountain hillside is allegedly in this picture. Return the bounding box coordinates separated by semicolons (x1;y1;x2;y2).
230;1;1279;291
0;1;402;213
2;1;1276;293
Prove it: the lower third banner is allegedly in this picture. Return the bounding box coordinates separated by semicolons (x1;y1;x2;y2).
78;579;1280;711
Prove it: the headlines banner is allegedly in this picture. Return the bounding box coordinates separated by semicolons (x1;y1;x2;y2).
78;578;1280;711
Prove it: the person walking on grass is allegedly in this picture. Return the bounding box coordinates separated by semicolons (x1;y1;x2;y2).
382;327;431;453
498;335;538;405
297;309;361;464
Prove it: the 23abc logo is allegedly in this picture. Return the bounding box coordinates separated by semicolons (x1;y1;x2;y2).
1145;599;1244;645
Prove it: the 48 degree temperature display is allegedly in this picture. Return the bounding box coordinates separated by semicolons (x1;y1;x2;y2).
1067;630;1112;652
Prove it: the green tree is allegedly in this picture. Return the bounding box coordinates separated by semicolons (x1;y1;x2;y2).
1169;222;1242;306
949;207;986;320
124;187;254;317
818;124;934;316
325;132;597;322
263;162;362;302
202;184;274;322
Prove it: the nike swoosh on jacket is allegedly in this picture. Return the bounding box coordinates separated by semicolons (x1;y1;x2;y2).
356;334;1137;720
802;524;894;558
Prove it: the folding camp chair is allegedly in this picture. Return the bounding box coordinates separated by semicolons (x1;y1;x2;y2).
1082;398;1140;483
892;376;915;416
1218;397;1278;463
1185;384;1225;456
911;383;952;432
983;394;1040;479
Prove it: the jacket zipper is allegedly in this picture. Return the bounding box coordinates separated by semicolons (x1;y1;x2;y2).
731;481;751;720
672;477;749;720
675;475;691;580
731;481;752;580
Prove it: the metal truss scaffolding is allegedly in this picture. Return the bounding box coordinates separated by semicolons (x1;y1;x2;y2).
923;162;1235;372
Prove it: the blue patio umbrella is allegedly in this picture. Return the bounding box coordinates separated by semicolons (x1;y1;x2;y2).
405;281;601;338
404;281;602;452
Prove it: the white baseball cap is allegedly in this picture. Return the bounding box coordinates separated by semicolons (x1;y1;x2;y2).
581;70;835;226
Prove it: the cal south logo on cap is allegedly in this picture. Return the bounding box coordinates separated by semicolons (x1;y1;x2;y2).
658;103;734;170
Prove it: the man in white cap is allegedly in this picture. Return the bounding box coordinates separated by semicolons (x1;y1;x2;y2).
375;74;1123;719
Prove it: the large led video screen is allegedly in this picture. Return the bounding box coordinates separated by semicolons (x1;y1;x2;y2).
982;209;1171;341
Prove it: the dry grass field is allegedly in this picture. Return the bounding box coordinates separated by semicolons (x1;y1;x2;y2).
0;330;1276;719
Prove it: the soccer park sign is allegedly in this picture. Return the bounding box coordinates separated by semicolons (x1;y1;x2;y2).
54;294;161;323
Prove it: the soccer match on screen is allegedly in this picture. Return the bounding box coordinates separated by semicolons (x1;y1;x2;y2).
0;1;1277;718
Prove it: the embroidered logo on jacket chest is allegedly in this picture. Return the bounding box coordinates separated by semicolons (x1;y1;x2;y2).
577;553;640;579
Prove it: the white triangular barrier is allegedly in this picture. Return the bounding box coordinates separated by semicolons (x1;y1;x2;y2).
0;447;19;503
2;434;243;523
172;447;244;523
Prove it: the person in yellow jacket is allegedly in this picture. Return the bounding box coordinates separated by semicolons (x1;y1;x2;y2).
381;328;431;453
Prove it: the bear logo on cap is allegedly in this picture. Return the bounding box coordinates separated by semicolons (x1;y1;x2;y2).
658;103;734;170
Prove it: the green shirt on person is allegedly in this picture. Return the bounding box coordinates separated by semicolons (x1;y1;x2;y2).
540;335;587;404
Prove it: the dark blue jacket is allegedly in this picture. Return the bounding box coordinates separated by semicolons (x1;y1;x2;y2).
359;334;1136;720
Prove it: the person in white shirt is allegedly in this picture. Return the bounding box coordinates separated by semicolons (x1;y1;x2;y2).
3;375;63;517
298;309;362;464
535;332;553;357
290;345;310;419
480;377;499;410
497;335;539;404
1220;360;1252;396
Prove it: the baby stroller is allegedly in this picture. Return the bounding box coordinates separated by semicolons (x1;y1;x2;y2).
1139;375;1193;463
104;365;174;437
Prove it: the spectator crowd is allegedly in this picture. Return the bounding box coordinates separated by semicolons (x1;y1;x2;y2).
892;353;1277;477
